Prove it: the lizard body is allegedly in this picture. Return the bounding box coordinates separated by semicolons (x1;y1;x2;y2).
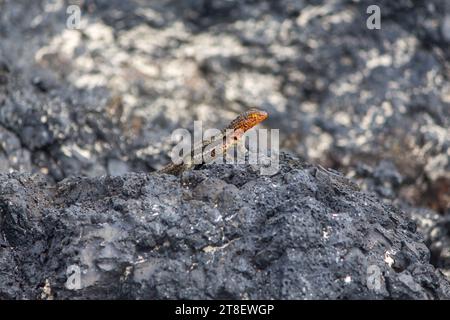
159;108;268;175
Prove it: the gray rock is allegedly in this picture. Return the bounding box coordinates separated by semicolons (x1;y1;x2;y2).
0;154;449;299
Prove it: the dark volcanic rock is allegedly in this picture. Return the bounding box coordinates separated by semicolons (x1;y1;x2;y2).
0;154;449;299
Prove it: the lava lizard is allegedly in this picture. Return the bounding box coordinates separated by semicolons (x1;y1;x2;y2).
159;108;268;175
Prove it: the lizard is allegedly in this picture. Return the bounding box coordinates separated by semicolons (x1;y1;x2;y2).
159;108;268;175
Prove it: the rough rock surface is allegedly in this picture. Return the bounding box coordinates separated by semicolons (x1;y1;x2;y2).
0;154;449;299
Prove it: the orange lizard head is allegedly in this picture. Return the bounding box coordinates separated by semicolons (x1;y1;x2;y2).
226;108;268;133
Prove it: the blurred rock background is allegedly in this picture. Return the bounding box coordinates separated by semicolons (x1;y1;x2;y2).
0;0;449;278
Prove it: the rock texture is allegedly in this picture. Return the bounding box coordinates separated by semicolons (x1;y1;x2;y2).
1;154;449;299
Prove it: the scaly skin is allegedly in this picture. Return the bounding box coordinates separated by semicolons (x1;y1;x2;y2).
159;108;268;175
